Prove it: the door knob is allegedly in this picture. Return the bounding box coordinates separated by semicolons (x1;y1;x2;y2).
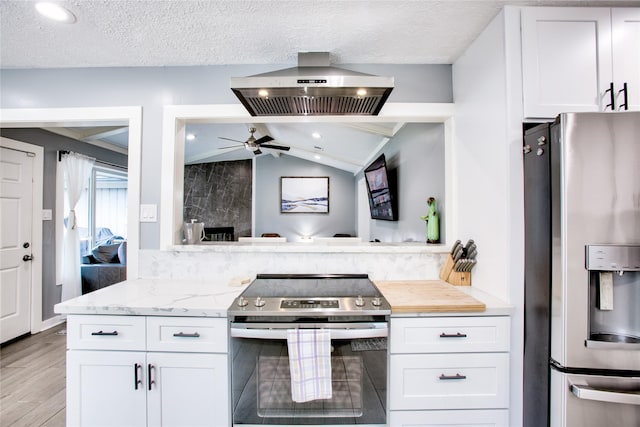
23;242;30;248
23;254;34;262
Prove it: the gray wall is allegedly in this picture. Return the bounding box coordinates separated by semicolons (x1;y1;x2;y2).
0;64;452;250
254;156;356;241
359;122;445;243
0;64;452;320
183;160;252;239
0;128;127;319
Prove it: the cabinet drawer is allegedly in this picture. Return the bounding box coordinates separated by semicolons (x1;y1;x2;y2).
390;353;509;410
390;409;509;426
67;315;146;351
146;317;227;353
391;316;510;353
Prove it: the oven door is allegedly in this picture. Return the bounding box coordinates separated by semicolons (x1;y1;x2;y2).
230;322;388;426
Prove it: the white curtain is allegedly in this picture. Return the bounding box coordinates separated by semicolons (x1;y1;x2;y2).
60;152;95;302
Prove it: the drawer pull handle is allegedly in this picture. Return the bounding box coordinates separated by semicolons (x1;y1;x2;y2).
439;373;467;380
439;332;467;338
173;332;200;338
91;330;119;336
148;364;155;391
134;363;142;390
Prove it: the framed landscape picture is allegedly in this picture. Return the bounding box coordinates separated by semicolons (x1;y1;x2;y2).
280;176;329;214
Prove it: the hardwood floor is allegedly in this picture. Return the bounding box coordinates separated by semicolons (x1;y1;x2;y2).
0;323;67;427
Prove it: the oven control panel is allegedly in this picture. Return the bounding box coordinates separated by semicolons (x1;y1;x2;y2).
280;299;339;309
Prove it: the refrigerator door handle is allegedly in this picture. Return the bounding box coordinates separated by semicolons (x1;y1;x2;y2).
570;384;640;406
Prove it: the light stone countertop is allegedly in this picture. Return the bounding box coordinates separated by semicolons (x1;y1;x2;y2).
54;278;248;317
55;277;512;318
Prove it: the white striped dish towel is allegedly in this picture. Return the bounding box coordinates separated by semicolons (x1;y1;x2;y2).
286;329;332;403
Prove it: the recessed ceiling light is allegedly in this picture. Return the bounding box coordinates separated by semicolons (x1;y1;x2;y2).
186;133;196;141
314;154;321;160
311;132;321;139
35;2;76;23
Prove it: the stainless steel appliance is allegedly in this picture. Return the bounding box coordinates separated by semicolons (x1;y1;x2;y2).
523;112;640;427
228;274;391;426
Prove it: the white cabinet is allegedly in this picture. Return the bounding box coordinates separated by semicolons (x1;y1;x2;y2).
611;8;640;111
522;7;640;118
146;352;228;427
67;350;147;427
66;315;229;427
389;316;510;425
390;409;509;427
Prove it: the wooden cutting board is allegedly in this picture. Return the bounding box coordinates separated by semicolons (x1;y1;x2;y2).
374;280;486;313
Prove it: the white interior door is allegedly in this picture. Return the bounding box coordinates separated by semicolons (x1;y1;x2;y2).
0;146;34;342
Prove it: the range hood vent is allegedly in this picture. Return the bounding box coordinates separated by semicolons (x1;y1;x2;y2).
230;52;394;116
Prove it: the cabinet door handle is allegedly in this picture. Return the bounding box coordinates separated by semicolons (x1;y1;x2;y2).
439;373;467;380
439;332;467;338
91;330;119;336
134;363;142;390
148;364;155;391
172;332;200;338
605;82;616;111
617;82;628;111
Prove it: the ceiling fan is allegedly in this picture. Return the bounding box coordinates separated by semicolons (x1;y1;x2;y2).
218;127;290;155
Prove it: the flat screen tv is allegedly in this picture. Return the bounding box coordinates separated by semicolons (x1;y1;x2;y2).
364;154;397;221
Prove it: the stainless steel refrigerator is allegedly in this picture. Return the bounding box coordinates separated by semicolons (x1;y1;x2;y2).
523;112;640;427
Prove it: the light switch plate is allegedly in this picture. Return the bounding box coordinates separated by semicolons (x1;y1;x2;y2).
140;204;157;222
42;209;53;220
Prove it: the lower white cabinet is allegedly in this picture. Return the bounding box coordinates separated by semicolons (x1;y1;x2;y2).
389;409;509;426
67;350;147;427
65;315;229;427
146;352;227;427
389;316;511;425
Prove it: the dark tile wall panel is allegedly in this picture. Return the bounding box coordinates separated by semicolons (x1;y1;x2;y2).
183;160;252;239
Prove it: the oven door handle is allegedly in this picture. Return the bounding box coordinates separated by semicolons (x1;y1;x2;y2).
230;326;388;340
570;384;640;406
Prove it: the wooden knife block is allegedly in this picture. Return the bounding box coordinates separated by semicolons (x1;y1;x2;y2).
439;254;472;286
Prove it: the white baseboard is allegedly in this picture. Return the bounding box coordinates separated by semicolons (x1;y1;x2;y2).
40;315;66;331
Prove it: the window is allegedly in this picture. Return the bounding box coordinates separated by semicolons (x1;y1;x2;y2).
63;164;127;255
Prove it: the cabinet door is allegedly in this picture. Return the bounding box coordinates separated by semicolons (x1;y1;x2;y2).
146;352;229;427
390;409;509;426
612;8;640;111
67;350;147;427
521;7;613;118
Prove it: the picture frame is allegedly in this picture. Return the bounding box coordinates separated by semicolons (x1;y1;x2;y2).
280;176;329;214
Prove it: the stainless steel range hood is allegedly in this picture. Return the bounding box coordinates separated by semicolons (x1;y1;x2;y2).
230;52;394;116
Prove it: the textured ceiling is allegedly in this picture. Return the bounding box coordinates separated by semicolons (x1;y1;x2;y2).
1;0;637;69
4;0;638;172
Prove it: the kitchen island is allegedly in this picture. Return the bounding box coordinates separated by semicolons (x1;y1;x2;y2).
55;278;512;427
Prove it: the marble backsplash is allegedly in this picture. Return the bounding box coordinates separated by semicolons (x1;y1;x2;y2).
138;247;446;284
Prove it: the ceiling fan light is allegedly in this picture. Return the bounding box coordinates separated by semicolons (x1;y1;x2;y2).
35;2;76;23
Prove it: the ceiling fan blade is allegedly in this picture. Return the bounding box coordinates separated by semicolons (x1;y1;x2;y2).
254;135;274;145
253;148;262;155
259;144;290;151
218;136;245;143
218;144;243;150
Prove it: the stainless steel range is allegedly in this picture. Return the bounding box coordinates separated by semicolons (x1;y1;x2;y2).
228;274;390;426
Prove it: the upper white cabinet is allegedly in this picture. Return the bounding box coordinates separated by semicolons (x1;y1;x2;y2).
522;7;639;118
611;8;640;111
